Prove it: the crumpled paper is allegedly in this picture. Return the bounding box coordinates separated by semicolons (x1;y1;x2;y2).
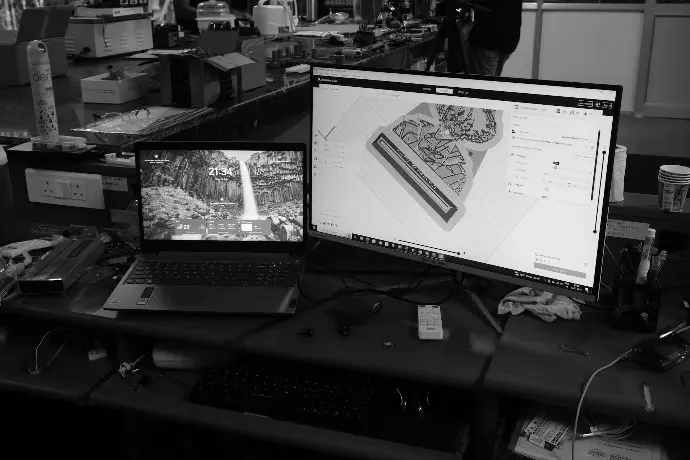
498;287;581;323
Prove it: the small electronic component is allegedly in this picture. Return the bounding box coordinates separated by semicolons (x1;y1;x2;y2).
418;304;443;340
31;135;88;153
342;49;363;58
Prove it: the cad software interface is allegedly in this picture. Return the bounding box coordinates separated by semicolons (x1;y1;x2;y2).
310;67;617;295
139;149;304;242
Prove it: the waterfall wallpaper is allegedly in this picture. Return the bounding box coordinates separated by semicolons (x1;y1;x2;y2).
139;149;304;242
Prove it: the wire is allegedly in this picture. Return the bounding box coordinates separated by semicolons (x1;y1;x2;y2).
572;349;633;460
118;352;149;377
31;328;75;375
581;412;636;441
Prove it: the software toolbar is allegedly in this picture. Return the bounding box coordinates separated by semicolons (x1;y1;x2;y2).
507;113;601;204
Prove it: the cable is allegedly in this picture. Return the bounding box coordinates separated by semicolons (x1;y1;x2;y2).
581;412;636;441
604;243;620;269
572;349;633;460
29;328;75;375
118;352;149;377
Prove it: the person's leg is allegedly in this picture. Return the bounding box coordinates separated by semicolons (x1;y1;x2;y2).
466;44;502;76
495;52;512;77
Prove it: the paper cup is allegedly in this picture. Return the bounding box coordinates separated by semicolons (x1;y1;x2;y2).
609;145;626;202
658;176;690;184
660;164;690;176
657;179;690;212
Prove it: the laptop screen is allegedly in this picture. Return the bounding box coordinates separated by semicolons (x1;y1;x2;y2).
138;148;305;243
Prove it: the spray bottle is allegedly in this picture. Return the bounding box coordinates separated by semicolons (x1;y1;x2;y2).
27;40;59;138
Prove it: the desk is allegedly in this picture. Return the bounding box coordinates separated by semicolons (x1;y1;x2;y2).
484;290;690;429
90;367;459;460
0;321;113;402
1;251;501;459
0;36;435;151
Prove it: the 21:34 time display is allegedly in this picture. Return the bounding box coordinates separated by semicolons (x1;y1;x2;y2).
208;167;231;176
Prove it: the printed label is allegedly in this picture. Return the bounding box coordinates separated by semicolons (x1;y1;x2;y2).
102;175;128;191
605;219;649;240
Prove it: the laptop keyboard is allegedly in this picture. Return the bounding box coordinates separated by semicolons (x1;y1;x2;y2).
124;260;300;287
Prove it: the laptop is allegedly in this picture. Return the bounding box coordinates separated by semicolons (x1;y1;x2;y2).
104;141;307;314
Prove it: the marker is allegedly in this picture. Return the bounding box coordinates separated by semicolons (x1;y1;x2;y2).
635;229;656;284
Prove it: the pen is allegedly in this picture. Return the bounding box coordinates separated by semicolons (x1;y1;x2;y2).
657;250;668;276
646;269;658;286
621;249;636;277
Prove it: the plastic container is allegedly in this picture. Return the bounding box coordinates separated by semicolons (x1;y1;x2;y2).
196;1;233;31
609;145;626;202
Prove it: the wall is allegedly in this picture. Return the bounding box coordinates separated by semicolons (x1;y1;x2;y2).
538;10;643;112
644;15;690;115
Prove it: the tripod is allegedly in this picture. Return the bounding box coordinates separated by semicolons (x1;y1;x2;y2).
424;0;491;73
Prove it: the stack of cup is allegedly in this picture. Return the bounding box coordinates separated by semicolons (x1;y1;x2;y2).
657;165;690;212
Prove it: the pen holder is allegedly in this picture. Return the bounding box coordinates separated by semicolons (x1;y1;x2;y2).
609;275;662;333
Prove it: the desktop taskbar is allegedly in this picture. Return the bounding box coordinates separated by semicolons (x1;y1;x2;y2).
311;225;593;295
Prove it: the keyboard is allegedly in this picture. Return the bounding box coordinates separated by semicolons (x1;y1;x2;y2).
190;360;376;432
124;260;300;287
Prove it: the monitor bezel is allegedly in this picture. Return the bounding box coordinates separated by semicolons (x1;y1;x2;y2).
135;141;308;255
307;64;623;302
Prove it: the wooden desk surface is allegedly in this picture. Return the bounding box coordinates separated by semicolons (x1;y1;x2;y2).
0;330;112;402
89;367;458;460
484;291;690;429
239;275;504;388
2;268;505;389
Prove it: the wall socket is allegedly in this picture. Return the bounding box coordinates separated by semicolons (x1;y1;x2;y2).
25;169;105;209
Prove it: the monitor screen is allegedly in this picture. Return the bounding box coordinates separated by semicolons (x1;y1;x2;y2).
308;65;621;300
139;148;304;242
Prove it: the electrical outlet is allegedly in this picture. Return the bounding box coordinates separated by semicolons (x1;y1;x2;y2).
69;181;87;201
25;169;105;209
40;178;54;197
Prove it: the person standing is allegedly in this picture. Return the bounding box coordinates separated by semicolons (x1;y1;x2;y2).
466;0;523;76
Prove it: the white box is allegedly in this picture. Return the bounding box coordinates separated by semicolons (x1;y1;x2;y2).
65;16;153;58
81;73;148;104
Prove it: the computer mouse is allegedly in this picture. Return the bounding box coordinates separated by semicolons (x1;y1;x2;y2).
338;324;351;336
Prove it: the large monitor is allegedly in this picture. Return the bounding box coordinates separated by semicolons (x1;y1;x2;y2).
308;65;622;301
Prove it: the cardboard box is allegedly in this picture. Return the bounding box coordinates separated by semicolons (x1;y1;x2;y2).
0;7;71;87
197;30;239;55
81;72;148;104
237;37;266;92
158;52;255;108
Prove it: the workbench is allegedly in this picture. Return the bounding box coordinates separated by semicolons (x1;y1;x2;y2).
0;34;436;152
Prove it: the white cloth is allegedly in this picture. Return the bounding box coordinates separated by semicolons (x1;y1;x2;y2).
498;287;581;323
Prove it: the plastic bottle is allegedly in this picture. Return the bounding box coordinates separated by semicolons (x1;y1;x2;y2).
27;40;59;138
0;146;14;245
635;228;656;284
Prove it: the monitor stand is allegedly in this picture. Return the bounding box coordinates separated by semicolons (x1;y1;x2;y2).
346;273;504;335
